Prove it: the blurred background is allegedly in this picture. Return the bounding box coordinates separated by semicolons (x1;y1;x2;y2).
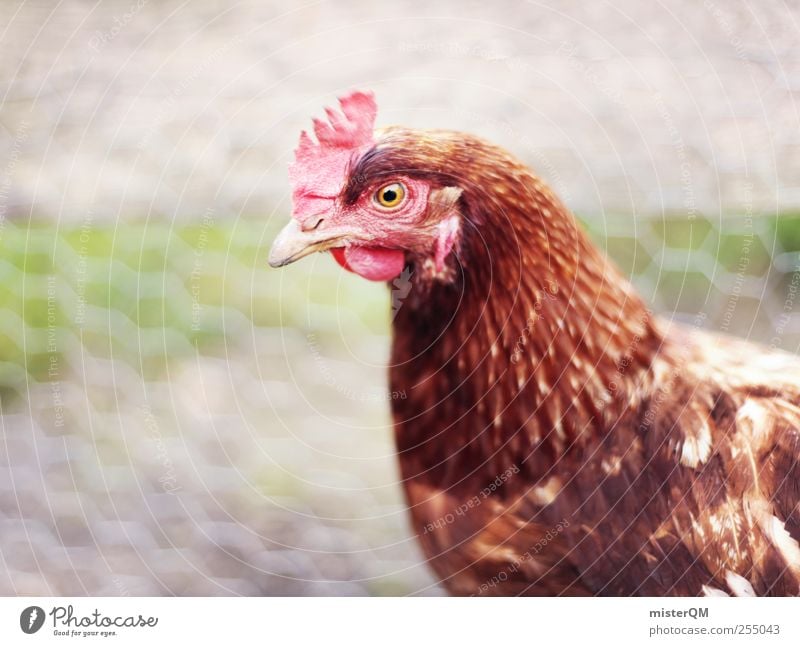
1;0;799;595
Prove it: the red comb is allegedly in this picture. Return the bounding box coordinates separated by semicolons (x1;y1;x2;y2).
288;91;377;223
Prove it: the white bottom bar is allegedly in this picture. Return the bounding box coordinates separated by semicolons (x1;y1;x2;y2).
1;597;798;645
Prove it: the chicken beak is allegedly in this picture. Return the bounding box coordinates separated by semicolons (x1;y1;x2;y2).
268;219;355;268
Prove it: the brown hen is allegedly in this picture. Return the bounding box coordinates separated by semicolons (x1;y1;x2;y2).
269;91;800;596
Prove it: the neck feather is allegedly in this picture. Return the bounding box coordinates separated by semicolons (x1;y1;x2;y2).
390;161;662;487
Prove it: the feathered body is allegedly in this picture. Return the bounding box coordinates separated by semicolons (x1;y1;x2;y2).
270;92;800;596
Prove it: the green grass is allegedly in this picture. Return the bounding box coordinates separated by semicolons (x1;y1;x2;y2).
0;213;798;395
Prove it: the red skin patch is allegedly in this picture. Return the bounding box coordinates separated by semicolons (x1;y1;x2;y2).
331;246;406;282
286;91;459;281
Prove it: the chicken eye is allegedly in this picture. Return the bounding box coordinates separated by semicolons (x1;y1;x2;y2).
374;182;406;209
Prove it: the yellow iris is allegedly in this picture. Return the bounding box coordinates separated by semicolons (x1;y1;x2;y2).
374;182;406;209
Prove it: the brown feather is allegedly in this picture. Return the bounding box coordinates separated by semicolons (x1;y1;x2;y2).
354;128;800;596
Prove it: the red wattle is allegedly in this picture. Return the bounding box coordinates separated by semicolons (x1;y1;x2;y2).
330;247;352;272
330;246;405;282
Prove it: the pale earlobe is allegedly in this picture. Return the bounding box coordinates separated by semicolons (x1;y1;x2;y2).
428;187;463;273
434;215;460;273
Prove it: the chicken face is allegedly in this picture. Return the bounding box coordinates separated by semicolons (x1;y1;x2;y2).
269;91;462;282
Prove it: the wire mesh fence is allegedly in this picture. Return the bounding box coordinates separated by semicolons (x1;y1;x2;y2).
2;212;799;595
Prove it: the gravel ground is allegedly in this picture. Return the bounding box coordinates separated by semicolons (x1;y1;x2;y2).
1;0;799;222
1;1;799;596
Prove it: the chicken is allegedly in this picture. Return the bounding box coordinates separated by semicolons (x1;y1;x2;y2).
269;90;800;596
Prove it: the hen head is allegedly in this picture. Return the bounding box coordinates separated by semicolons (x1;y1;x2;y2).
269;90;464;282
